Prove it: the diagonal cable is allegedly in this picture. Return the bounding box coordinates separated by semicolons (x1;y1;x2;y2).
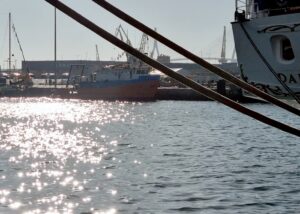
91;0;300;117
43;0;300;137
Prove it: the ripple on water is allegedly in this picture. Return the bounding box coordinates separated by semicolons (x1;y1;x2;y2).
0;98;133;213
0;99;299;213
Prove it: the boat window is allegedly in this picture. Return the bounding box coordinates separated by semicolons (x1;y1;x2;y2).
281;38;294;61
271;35;295;63
0;77;6;86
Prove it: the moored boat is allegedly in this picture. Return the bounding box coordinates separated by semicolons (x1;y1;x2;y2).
0;77;18;96
232;0;300;102
75;64;160;100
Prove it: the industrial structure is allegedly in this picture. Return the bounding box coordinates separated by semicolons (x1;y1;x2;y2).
21;59;238;84
20;23;238;84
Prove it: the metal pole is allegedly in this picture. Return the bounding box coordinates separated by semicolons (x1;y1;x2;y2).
44;0;300;137
54;8;57;88
8;12;11;72
91;0;300;117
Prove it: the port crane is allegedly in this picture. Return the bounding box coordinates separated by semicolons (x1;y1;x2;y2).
138;33;149;54
114;24;151;70
114;24;132;46
114;24;133;62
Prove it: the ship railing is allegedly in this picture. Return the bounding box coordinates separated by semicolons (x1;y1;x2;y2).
235;0;275;20
237;0;300;20
249;9;269;19
249;6;300;19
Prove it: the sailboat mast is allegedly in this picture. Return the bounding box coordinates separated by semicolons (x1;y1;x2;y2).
54;8;57;87
8;12;11;71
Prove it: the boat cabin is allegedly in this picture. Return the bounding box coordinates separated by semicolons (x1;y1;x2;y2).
255;0;300;16
236;0;300;20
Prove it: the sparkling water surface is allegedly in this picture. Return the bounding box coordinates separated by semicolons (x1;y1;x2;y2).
0;98;299;214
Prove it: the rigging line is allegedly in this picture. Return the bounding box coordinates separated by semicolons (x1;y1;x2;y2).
239;21;300;104
12;22;30;74
12;24;25;62
43;0;300;137
90;0;300;117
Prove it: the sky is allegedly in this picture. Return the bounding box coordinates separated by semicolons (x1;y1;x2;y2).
0;0;236;69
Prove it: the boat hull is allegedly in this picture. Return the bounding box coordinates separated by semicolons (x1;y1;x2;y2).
232;13;300;100
77;75;160;100
0;86;73;98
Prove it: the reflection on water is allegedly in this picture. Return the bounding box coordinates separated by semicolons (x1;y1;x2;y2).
0;98;299;213
0;98;132;213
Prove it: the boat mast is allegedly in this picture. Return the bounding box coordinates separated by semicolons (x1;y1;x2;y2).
54;8;57;87
8;12;11;72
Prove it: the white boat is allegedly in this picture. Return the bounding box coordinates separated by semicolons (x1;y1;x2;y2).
232;0;300;102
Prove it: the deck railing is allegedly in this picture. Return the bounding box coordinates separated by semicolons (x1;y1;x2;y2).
235;0;300;20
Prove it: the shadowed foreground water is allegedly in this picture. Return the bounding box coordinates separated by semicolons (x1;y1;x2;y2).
0;98;299;213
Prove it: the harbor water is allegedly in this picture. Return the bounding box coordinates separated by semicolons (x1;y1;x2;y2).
0;98;299;213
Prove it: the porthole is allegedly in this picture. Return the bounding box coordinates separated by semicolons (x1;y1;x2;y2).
281;38;294;60
271;35;295;63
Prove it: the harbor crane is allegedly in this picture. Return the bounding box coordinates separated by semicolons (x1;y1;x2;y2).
114;24;132;62
114;24;151;70
139;33;149;54
114;24;132;46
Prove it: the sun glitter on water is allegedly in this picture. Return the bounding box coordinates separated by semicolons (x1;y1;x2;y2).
0;97;135;213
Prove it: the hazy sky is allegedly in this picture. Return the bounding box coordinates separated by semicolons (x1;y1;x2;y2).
0;0;235;69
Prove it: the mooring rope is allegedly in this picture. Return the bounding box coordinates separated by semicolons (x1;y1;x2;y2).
44;0;300;137
90;0;300;117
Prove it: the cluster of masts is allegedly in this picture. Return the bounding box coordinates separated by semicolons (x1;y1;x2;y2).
1;13;27;72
